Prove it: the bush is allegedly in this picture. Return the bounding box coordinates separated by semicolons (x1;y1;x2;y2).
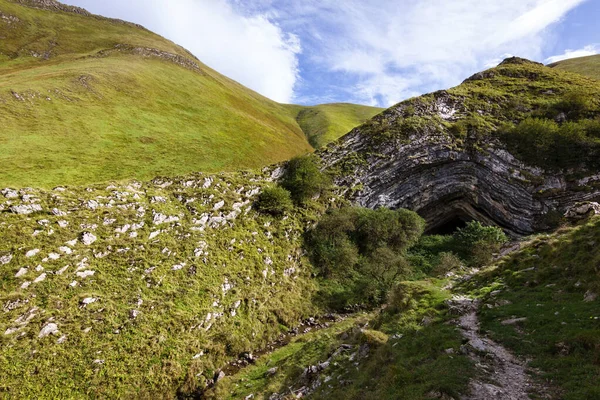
308;207;425;308
454;221;508;267
281;155;331;205
501;117;600;171
254;186;293;216
551;90;594;120
433;252;463;277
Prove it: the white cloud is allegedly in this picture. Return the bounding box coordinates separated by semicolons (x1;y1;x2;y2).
545;44;600;64
255;0;586;106
65;0;301;103
65;0;587;106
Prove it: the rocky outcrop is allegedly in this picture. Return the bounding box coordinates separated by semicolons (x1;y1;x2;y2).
11;0;147;30
321;89;600;236
91;44;203;73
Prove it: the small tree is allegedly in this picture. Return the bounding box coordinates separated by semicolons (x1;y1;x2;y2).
282;155;331;205
454;221;508;267
255;186;293;216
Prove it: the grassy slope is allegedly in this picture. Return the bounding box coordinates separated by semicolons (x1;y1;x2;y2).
0;0;378;189
0;170;325;398
460;218;600;399
549;54;600;81
293;103;383;148
208;281;473;400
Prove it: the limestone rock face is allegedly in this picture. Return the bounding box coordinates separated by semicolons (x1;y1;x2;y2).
321;92;600;236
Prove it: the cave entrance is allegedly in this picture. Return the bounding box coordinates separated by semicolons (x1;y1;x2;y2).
426;215;473;235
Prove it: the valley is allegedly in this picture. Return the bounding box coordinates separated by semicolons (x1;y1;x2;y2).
1;1;600;399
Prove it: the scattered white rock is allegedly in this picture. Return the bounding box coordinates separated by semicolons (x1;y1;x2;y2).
33;273;47;283
172;263;186;271
38;323;59;338
153;213;180;225
85;200;100;210
584;291;597;302
58;246;72;255
10;204;42;215
0;254;13;265
70;281;79;287
81;232;97;246
57;335;67;344
51;208;67;217
66;239;78;247
149;231;161;240
130;309;140;319
501;317;528;325
76;270;95;279
115;224;131;234
57;220;69;228
21;281;31;289
81;297;98;306
222;279;232;294
35;265;44;272
1;188;18;199
214;200;225;210
15;268;28;278
56;265;69;275
26;249;40;258
48;253;61;260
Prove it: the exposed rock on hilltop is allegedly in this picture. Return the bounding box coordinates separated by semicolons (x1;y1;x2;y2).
322;58;600;235
12;0;147;29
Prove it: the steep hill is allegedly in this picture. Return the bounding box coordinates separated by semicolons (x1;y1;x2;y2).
0;0;381;189
322;57;600;236
549;54;600;80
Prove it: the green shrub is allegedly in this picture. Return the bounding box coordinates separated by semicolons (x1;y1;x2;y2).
353;207;425;254
282;155;331;205
308;207;425;308
254;186;293;216
501;117;600;171
433;252;463;277
551;90;594;120
454;221;508;267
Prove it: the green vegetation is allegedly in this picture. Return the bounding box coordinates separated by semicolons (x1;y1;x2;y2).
254;186;293;216
454;221;508;267
294;103;383;148
0;170;324;398
308;207;425;308
207;280;473;400
459;217;600;399
0;0;380;189
502;117;600;171
281;155;332;205
549;54;600;81
408;222;507;274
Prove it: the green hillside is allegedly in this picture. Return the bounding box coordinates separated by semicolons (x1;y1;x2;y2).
0;0;381;189
549;54;600;80
293;103;383;148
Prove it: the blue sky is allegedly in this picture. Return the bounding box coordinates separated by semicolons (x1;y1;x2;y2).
63;0;600;107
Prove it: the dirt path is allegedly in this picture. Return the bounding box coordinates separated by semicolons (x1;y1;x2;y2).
448;296;547;400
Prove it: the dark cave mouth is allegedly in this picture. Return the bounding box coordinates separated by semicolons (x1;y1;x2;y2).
425;214;475;235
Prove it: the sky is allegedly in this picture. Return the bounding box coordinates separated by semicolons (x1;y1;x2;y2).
63;0;600;107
